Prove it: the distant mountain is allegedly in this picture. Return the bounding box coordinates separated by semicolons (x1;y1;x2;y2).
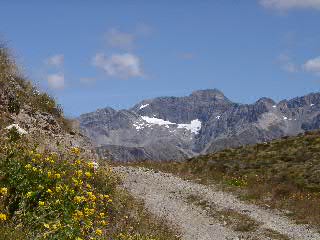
79;89;320;161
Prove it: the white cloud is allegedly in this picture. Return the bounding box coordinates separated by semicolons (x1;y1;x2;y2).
93;53;143;79
303;56;320;74
47;73;65;90
260;0;320;10
46;54;64;67
105;28;135;50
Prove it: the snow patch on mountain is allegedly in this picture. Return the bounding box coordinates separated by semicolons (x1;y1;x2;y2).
139;104;149;110
177;119;202;134
141;116;175;126
133;116;202;134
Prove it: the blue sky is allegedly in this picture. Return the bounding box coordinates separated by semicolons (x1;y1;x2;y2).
1;0;320;116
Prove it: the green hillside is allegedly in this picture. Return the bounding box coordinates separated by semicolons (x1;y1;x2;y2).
138;131;320;229
0;45;179;240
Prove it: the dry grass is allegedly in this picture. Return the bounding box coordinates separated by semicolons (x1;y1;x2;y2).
133;130;320;230
114;189;180;240
185;194;259;233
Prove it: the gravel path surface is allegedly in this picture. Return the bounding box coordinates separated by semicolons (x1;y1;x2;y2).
114;166;320;240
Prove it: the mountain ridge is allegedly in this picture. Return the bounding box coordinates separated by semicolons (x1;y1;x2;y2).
79;89;320;161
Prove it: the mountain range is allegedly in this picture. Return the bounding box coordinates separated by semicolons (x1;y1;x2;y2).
79;89;320;161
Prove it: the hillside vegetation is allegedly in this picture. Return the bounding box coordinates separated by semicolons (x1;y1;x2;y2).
0;45;66;127
0;45;179;239
137;131;320;229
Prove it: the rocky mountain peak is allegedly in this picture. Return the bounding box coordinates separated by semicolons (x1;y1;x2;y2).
190;89;229;102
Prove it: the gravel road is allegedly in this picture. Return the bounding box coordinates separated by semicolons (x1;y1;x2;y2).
114;166;320;240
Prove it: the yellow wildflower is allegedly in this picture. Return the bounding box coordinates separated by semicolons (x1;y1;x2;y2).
72;210;84;221
55;185;62;192
0;213;7;221
25;164;32;170
84;207;95;216
101;220;108;226
46;189;53;194
87;192;96;201
47;171;52;178
74;196;85;204
26;191;33;198
43;223;50;229
55;173;61;179
72;177;78;185
0;187;8;195
76;170;83;177
71;147;81;155
87;162;95;169
38;201;45;206
95;228;102;235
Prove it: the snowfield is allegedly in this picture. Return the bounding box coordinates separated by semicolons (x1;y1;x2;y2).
133;116;202;134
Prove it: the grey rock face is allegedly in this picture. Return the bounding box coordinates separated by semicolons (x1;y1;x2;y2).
79;89;320;161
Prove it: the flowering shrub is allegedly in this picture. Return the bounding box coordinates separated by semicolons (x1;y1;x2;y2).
0;134;117;239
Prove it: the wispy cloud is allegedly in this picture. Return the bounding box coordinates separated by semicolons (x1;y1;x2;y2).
93;53;143;79
104;24;153;51
47;73;65;90
260;0;320;11
135;23;153;36
303;56;320;75
277;53;299;73
105;28;135;50
178;52;195;60
45;54;64;67
80;77;96;84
